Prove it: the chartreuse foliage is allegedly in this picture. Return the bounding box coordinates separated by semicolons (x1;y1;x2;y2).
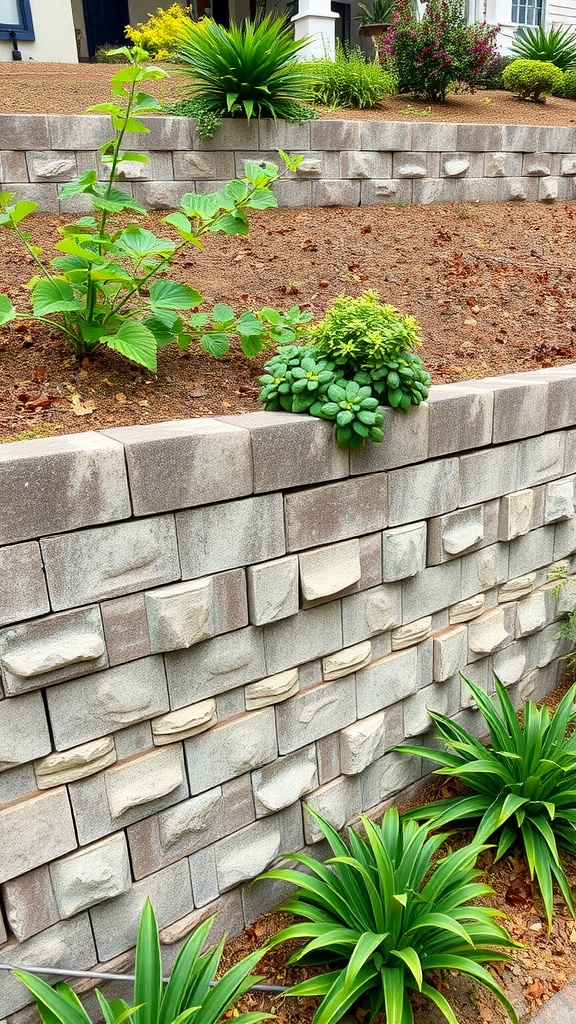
14;898;271;1024
0;48;305;372
393;677;576;932
502;58;565;101
124;3;193;60
261;807;519;1024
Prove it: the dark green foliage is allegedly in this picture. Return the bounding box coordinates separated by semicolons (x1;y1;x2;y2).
510;24;576;72
475;53;514;90
310;46;396;109
261;807;519;1024
502;58;565;101
393;676;576;931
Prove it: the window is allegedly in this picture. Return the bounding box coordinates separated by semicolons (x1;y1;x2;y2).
0;0;34;40
511;0;542;26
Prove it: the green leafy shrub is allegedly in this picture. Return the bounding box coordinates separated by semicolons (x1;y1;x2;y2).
381;0;500;102
475;53;514;90
310;45;395;109
0;49;304;373
393;676;576;931
124;3;193;60
261;806;519;1024
14;897;271;1024
502;58;565;101
563;68;576;99
173;14;318;135
510;24;576;72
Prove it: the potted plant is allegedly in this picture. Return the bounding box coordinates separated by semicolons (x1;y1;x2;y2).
355;0;395;41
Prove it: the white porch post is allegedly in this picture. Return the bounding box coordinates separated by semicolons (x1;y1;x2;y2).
291;0;339;59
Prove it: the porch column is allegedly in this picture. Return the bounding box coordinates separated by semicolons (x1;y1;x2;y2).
291;0;339;59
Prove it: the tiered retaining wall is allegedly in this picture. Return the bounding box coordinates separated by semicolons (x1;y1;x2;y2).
1;115;576;210
1;367;576;1020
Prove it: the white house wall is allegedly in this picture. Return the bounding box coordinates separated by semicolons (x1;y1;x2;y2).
0;0;78;61
547;1;576;24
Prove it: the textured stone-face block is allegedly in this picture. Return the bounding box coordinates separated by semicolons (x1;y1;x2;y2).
173;150;235;180
433;625;468;681
284;475;387;551
428;385;493;457
246;555;299;625
299;539;361;601
41;516;180;610
461;543;509;598
27;151;77;181
0;433;130;545
304;775;362;843
516;592;547;637
350;404;429;475
391;617;432;651
275;676;356;754
323;640;372;681
0;541;50;627
177;493;284;579
498;489;534;541
0;787;76;883
0;691;51;773
341;583;402;646
403;677;460;737
47;656;169;750
145;578;217;653
152;700;217;744
340;710;387;775
166;626;266;708
340;150;392;178
50;834;131;917
186;708;276;793
402;561;461;623
105;746;185;819
1;865;59;942
450;594;485;624
498;573;535;602
104;419;252;515
361;751;422;810
545;478;575;522
245;668;299;709
252;745;318;816
263;601;342;675
484;151;523;176
356;647;418;718
427;502;497;564
215;815;283;891
35;737;116;789
382;522;426;581
459;444;518;506
468;606;515;657
387;459;459;526
0;606;107;695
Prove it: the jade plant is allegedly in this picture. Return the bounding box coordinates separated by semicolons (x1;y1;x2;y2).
0;47;306;373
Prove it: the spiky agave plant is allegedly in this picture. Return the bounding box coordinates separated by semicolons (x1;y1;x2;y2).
174;14;317;122
392;677;576;931
510;24;576;72
261;807;519;1024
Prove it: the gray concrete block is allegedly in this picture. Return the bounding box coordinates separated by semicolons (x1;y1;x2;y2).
459;444;518;506
193;118;259;150
48;114;113;149
272;178;313;206
0;763;38;806
356;647;417;718
340;151;392;178
253;744;318;816
517;432;565;488
145;569;247;653
401;560;461;623
0;915;96;1016
177;493;285;579
0;181;60;212
500;124;539;151
350;404;429;474
490;377;549;442
214;805;303;890
461;543;509;598
113;721;154;760
456;178;501;203
0;150;28;182
218;411;349;492
311;120;361;150
516;366;576;431
316;732;342;783
50;833;131;918
412;122;458;151
312;180;361;206
41;515;180;611
360;178;413;205
555;518;576;560
1;866;59;942
0;433;130;546
427;384;493;457
508;525;556;578
299;539;361;601
440;152;484;177
0;787;77;884
360;750;422;812
46;655;169;750
293;151;340;178
484;151;523;177
104;419;253;516
26;151;77;182
387;457;459;526
131;180;199;209
284;475;388;551
538;126;576;153
275;676;356;754
172;150;235;180
100;593;151;667
0;606;107;695
360;121;412;151
382;522;426;581
263;601;342;675
0;542;50;627
411;178;459;204
341;583;402;646
304;775;362;843
427;501;498;564
0;115;49;150
188;845;219;907
89;860;192;962
258;118;311;150
499;176;539;202
523;152;552;176
246;556;300;626
0;691;50;773
456;124;502;151
499;489;533;541
393;151;439;178
403;676;460;737
186;708;276;793
165;625;266;707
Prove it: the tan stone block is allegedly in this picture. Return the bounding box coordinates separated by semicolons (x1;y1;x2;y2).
105;746;184;819
152;700;217;744
0;788;77;883
35;736;116;789
391;616;432;650
1;866;59;941
322;641;372;681
449;594;485;624
245;668;299;709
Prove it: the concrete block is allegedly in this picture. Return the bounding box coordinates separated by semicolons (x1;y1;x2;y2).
323;640;372;681
50;834;131;918
500;124;539;151
188;845;218;907
523;152;552;176
253;745;318;815
391;616;432;650
0;542;49;627
459;444;518;505
433;625;468;681
508;525;556;578
0;763;38;806
555;518;576;560
41;516;180;611
412;123;458;151
441;153;480;177
0;114;49;150
360;178;413;205
131;180;198;209
450;593;485;624
1;181;60;213
360;121;412;150
0;150;28;181
172;150;235;180
275;676;356;754
545;478;575;522
100;594;150;667
177;493;284;578
214;809;299;891
166;625;265;707
340;150;392;178
402;560;461;623
411;178;459;204
456;124;502;151
46;656;168;751
486;377;548;443
501;177;539;202
35;736;116;789
538;126;575;152
299;540;361;601
272;178;313;206
484;151;523;176
517;432;565;488
193;117;258;149
47;114;112;149
0;606;107;695
340;710;387;774
263;601;342;675
468;606;515;658
498;489;534;541
382;522;426;581
152;700;217;745
393;152;439;178
26;151;77;182
461;544;509;597
0;915;96;1016
145;578;214;652
498;573;536;602
387;458;459;526
314;733;340;784
539;176;560;202
310;120;361;150
0;787;76;883
350;404;429;475
0;691;50;773
245;556;299;626
0;433;130;546
516;592;547;638
114;722;153;760
304;775;362;843
341;583;402;646
361;751;422;811
492;642;528;687
258;118;311;149
245;668;299;709
312;180;361;206
403;677;460;737
1;866;59;942
427;502;497;564
356;647;417;718
538;620;572;667
105;745;185;819
427;384;493;457
185;707;276;793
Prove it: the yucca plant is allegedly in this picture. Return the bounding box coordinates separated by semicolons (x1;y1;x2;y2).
14;898;272;1024
174;14;317;124
261;807;518;1024
393;677;576;931
510;24;576;72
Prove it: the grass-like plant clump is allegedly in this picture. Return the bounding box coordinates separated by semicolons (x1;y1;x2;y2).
311;45;395;109
510;23;576;72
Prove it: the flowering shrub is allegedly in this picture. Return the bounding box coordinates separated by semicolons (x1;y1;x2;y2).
382;0;500;102
125;3;192;60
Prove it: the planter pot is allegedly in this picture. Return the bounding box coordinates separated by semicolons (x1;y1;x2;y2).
359;21;390;37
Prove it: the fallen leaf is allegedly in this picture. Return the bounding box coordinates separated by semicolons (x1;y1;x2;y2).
70;393;96;417
115;392;127;404
524;979;545;1000
505;876;532;908
34;366;44;383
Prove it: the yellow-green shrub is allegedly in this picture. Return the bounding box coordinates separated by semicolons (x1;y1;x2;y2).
502;57;564;101
125;3;192;60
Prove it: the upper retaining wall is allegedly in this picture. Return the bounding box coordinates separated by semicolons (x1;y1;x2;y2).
1;114;576;211
1;367;576;1019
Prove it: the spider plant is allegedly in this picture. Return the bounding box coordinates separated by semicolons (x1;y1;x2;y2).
14;898;272;1024
510;24;576;71
392;677;576;931
261;806;519;1024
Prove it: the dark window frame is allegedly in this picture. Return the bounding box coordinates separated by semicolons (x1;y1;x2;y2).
0;0;35;40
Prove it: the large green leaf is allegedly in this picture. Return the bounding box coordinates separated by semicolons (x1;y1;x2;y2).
114;227;176;260
133;898;162;1024
11;973;92;1024
32;278;84;316
0;293;16;324
102;320;158;371
149;280;202;311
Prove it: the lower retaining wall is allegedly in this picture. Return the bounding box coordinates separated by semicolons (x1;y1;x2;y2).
1;366;576;1019
0;115;575;210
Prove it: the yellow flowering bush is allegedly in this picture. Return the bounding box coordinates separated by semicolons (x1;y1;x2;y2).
125;3;192;60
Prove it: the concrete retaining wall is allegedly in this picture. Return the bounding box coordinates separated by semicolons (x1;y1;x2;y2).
1;366;576;1019
1;115;576;210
